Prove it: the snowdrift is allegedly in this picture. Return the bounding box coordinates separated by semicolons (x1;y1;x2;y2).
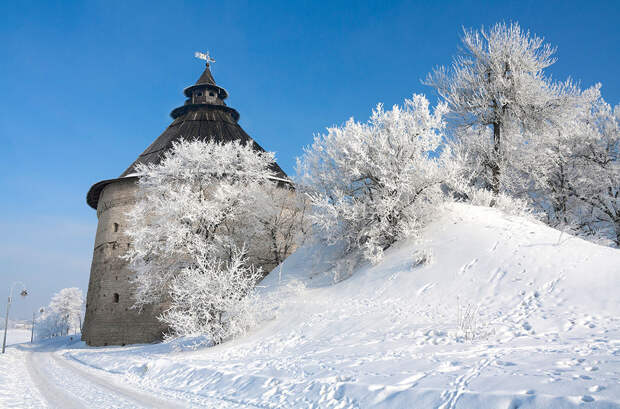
65;203;619;408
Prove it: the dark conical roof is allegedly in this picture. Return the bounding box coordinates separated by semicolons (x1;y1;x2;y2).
86;63;287;209
119;106;272;177
183;64;229;99
195;64;216;85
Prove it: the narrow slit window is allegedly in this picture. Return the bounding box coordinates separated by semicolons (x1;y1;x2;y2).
113;293;119;303
113;223;119;232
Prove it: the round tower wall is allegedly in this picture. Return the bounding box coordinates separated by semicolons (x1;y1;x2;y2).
82;178;168;346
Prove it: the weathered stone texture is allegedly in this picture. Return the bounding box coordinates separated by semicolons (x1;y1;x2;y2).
82;178;168;346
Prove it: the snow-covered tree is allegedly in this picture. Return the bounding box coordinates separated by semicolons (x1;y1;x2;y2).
126;140;277;309
513;86;618;246
297;94;458;263
35;309;66;340
251;184;311;267
36;288;84;339
160;246;263;343
425;22;588;195
49;287;83;335
126;139;306;342
567;101;619;245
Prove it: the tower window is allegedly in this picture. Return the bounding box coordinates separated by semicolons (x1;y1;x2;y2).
113;223;119;232
209;92;215;97
113;293;120;303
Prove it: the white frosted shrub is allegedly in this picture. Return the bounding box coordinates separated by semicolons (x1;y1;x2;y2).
297;94;459;263
161;246;263;344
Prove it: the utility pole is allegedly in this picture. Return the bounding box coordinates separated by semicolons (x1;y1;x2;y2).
1;299;10;353
2;283;28;354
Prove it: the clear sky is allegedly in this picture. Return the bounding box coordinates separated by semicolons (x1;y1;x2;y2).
1;0;618;319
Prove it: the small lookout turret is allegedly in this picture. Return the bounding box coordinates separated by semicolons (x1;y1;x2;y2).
82;56;286;346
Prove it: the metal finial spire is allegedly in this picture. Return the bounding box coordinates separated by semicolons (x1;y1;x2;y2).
194;51;216;66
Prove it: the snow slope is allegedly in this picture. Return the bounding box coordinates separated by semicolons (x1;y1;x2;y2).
3;203;618;408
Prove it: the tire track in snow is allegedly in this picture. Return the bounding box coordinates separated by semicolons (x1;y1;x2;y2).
26;349;185;409
25;351;84;409
52;352;187;408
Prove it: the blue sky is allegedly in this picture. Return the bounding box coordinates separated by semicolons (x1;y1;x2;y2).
1;0;619;319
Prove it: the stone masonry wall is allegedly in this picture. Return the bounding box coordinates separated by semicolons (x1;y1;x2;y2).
82;178;299;346
81;178;168;346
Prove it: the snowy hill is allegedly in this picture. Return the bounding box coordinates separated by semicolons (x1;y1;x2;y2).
6;203;618;408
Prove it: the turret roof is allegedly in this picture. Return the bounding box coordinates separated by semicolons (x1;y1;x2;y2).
195;63;216;85
86;63;287;209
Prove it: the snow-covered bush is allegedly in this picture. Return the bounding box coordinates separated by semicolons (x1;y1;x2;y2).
244;182;311;268
413;248;434;267
458;181;533;218
297;94;458;263
456;302;481;342
161;246;263;343
126;139;307;342
35;287;84;339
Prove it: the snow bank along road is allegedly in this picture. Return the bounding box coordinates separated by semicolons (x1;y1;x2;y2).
0;339;249;408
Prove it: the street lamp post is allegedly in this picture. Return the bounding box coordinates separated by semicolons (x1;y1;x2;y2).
2;282;28;354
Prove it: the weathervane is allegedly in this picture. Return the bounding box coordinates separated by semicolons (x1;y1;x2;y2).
194;51;216;66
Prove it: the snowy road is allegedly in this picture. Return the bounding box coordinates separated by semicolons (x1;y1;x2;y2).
0;339;251;409
25;346;186;408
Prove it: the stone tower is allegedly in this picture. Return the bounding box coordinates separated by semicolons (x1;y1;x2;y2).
82;61;286;346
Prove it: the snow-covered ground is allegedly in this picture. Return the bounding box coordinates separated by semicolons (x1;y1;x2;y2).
3;328;31;346
1;203;618;408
